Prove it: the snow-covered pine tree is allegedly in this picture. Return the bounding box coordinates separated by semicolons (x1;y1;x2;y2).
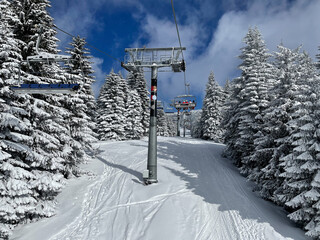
306;87;320;237
223;79;232;100
97;71;128;141
64;35;98;150
241;71;276;181
305;47;320;238
125;89;144;139
221;79;234;145
0;2;37;238
199;71;225;142
223;77;241;161
257;45;301;205
127;70;149;136
9;0;84;222
166;113;177;137
223;27;274;174
316;46;320;71
190;110;202;138
279;51;320;231
270;46;305;206
157;108;169;137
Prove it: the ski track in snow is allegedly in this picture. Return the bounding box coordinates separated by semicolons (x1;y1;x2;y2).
12;137;309;240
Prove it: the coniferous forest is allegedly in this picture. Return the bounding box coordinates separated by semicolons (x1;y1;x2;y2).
1;0;320;239
196;27;320;238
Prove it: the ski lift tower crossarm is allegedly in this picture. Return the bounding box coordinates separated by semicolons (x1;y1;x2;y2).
122;47;186;185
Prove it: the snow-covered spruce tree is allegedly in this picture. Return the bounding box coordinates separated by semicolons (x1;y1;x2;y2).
316;46;320;71
199;71;225;142
0;2;37;238
97;71;128;140
278;51;320;233
125;89;144;139
223;79;232;101
166;113;177;137
64;35;98;149
306;46;320;238
223;27;274;174
306;76;320;238
220;79;234;146
256;45;302;205
14;0;88;174
10;0;86;221
157;108;169;137
190;110;202;138
127;70;149;136
261;45;300;205
242;75;276;181
222;78;241;159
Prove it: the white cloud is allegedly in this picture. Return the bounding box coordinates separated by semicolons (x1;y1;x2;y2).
51;1;110;98
52;1;104;48
202;0;320;90
91;57;106;98
51;0;320;105
138;0;320;103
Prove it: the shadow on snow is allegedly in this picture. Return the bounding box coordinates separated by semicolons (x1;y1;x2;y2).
157;138;307;240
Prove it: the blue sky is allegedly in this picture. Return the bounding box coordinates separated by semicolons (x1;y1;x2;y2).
49;0;320;110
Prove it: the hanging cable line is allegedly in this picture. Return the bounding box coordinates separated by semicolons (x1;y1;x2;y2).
54;25;160;94
55;22;175;107
170;0;198;121
53;25;122;63
171;0;184;60
171;0;187;94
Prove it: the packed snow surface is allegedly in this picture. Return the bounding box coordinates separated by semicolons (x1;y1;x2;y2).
12;137;309;240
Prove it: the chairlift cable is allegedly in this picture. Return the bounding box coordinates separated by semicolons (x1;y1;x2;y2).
171;0;184;60
53;25;122;63
54;25;159;93
171;0;188;95
54;23;174;106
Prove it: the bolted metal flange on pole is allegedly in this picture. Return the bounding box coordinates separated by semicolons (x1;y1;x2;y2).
146;65;158;184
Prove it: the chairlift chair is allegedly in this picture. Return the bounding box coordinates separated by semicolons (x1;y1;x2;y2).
11;83;80;94
157;100;164;110
165;106;175;114
171;95;197;111
10;26;80;94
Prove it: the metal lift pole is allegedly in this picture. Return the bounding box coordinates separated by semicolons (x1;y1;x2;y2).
183;111;186;137
147;65;158;183
177;110;181;136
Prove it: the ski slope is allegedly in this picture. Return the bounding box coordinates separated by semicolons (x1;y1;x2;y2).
12;137;309;240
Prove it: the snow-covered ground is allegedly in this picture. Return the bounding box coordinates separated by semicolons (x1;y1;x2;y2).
12;137;309;240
